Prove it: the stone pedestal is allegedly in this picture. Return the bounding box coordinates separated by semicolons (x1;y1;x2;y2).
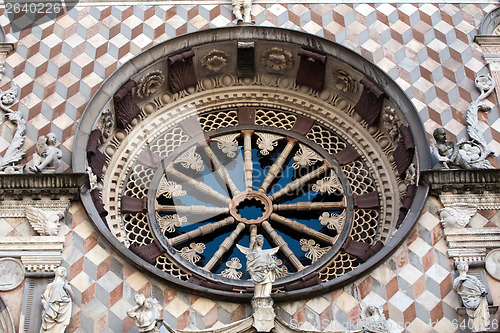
252;297;275;332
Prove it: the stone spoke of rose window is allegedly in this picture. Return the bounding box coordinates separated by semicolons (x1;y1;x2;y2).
203;223;246;271
242;130;254;191
258;137;298;194
261;220;305;271
269;213;337;245
169;216;236;246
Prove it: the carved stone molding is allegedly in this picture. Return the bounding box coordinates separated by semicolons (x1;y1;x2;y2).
0;200;70;218
445;228;500;250
0;173;88;200
439;193;500;210
0;236;65;273
421;169;500;196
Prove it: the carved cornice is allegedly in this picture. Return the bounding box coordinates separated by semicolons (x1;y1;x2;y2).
0;173;88;200
444;228;500;249
475;35;500;46
420;169;500;196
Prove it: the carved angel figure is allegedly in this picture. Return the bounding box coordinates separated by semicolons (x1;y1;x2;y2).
29;133;63;173
40;266;73;333
453;261;490;332
26;206;64;236
439;203;477;228
127;294;163;333
236;235;279;298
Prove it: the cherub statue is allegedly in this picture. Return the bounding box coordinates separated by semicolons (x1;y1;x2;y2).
432;128;471;169
127;294;163;333
232;0;252;24
26;206;64;236
29;133;63;173
453;261;490;332
236;235;279;299
439;203;477;228
40;266;73;333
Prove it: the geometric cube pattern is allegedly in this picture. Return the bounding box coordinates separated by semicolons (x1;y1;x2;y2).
60;194;464;332
0;3;499;171
0;3;498;332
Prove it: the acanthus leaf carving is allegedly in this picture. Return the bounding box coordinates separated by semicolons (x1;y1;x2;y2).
176;242;206;264
312;172;343;195
157;214;187;233
220;257;243;280
136;70;165;99
211;133;240;158
174;146;205;172
255;132;284;155
300;239;331;264
292;144;322;169
157;180;187;199
319;210;346;232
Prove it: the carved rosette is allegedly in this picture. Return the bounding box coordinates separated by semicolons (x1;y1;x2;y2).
136;70;165;99
201;49;230;73
98;109;114;141
261;47;293;73
333;70;358;93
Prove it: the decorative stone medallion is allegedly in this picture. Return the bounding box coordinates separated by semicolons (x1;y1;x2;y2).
486;248;500;280
0;258;25;291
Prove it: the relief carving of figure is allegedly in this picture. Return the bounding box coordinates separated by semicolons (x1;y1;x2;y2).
232;0;252;24
29;133;63;173
432;128;471;169
40;267;73;333
237;235;279;299
126;294;163;333
453;261;490;332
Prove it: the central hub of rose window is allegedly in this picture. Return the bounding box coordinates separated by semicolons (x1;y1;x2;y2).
229;191;273;224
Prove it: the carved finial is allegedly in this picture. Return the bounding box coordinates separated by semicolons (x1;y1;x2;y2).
28;133;63;173
40;266;73;333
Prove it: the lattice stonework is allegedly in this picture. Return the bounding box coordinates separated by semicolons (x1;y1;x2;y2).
75;27;428;300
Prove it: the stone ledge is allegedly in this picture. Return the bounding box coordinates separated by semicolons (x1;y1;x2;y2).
420;169;500;196
0;173;89;200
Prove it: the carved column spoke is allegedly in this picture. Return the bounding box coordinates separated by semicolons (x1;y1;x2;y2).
258;138;297;193
204;223;245;271
261;220;305;271
242;130;254;191
201;141;241;196
270;213;336;245
169;216;235;246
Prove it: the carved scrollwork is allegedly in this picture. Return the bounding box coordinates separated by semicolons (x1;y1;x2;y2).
176;243;206;264
255;132;284;155
157;214;187;233
319;210;346;232
174;146;204;172
211;133;240;158
136;70;165;99
98;109;114;141
201;49;230;73
157;180;186;198
261;47;293;73
333;70;358;93
220;257;243;279
312;172;343;195
292;144;322;169
300;239;331;264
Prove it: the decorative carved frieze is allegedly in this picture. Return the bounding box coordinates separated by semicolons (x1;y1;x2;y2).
444;228;500;249
421;169;500;196
0;236;65;273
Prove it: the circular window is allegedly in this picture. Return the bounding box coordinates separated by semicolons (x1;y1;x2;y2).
74;27;430;301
